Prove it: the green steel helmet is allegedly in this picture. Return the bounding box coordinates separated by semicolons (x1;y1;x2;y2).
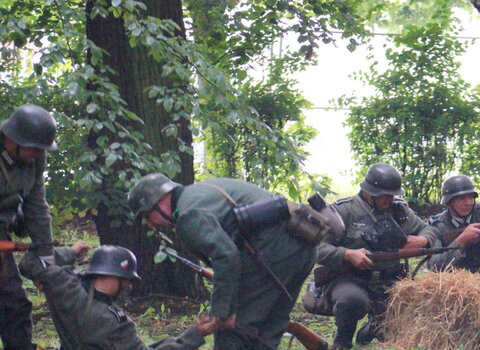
441;175;478;205
128;173;180;218
359;163;405;197
84;245;140;280
0;104;58;151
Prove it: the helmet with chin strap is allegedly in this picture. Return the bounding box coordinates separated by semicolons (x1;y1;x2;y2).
360;163;404;197
128;173;180;218
441;175;478;205
84;245;140;280
0;104;58;151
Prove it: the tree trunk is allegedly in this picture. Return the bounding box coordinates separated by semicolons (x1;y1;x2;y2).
85;0;206;299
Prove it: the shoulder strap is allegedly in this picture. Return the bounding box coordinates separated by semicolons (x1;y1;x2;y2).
198;182;238;206
0;157;12;190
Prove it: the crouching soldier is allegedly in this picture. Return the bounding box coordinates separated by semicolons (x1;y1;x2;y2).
427;175;480;272
19;242;215;349
303;164;436;349
128;174;320;350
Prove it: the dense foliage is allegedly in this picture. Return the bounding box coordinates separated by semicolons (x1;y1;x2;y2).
340;20;480;202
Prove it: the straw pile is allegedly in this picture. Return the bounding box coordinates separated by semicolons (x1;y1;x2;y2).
383;269;480;350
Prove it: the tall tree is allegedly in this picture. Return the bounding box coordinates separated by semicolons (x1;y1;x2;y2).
340;23;480;203
84;0;203;296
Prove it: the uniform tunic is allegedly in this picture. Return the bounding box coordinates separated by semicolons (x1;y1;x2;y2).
316;193;435;329
173;178;317;349
0;144;53;349
427;205;480;272
19;248;205;350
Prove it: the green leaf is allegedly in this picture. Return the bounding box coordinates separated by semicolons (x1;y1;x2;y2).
154;251;168;263
105;152;117;167
87;103;98;113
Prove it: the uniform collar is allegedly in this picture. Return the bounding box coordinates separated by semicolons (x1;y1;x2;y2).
448;209;472;228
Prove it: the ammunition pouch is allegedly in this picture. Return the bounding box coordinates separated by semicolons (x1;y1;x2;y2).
302;282;333;316
361;214;407;252
314;264;337;286
0;194;26;235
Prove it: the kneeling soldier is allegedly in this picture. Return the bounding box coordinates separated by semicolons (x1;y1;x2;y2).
305;164;435;349
19;243;215;349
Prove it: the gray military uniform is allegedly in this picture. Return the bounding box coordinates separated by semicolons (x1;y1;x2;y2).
172;178;317;349
317;193;436;331
19;248;205;350
427;205;480;272
0;144;53;349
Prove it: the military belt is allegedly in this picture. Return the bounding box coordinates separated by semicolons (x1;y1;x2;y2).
353;265;406;281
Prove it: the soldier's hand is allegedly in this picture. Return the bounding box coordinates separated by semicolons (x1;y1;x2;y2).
456;223;480;247
403;235;429;249
344;248;374;269
216;314;236;330
195;315;217;335
72;241;92;259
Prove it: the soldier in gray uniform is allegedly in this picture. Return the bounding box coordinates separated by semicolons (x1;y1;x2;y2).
128;174;317;350
19;243;215;350
427;175;480;272
314;164;436;349
0;104;57;349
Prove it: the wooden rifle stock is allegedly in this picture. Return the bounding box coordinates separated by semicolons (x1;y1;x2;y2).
0;240;58;252
0;241;32;252
160;249;328;350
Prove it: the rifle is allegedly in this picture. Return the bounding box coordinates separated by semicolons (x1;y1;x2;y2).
160;248;328;350
315;246;462;285
0;240;58;252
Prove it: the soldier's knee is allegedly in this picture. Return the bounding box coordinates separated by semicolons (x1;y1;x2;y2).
333;294;369;321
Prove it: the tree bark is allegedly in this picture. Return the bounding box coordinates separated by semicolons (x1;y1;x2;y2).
85;0;206;298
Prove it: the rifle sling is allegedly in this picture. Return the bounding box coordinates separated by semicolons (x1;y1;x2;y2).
198;183;293;302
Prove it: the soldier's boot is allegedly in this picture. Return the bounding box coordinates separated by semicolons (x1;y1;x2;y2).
331;326;355;350
356;317;384;345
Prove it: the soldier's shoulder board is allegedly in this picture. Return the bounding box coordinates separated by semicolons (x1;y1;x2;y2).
108;305;127;322
428;213;444;225
334;196;353;205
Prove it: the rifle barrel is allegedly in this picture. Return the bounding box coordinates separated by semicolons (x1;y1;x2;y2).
368;247;461;263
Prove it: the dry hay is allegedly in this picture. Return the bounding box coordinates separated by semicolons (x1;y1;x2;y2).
383;269;480;350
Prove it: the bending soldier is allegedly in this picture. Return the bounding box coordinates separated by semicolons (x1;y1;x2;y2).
128;174;317;349
427;175;480;272
310;163;436;349
0;104;58;349
19;243;215;349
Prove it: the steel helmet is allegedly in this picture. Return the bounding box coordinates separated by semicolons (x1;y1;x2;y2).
441;175;478;205
359;163;405;196
84;245;140;280
128;173;180;218
0;104;58;151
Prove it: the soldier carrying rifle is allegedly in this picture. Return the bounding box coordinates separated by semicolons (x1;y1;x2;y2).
0;105;58;349
303;164;436;349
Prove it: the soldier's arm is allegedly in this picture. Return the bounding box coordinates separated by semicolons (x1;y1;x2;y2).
403;206;436;247
426;234;464;271
151;326;206;350
176;209;241;319
316;202;350;269
21;157;53;255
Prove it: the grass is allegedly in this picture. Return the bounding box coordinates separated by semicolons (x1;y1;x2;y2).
3;226;428;350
